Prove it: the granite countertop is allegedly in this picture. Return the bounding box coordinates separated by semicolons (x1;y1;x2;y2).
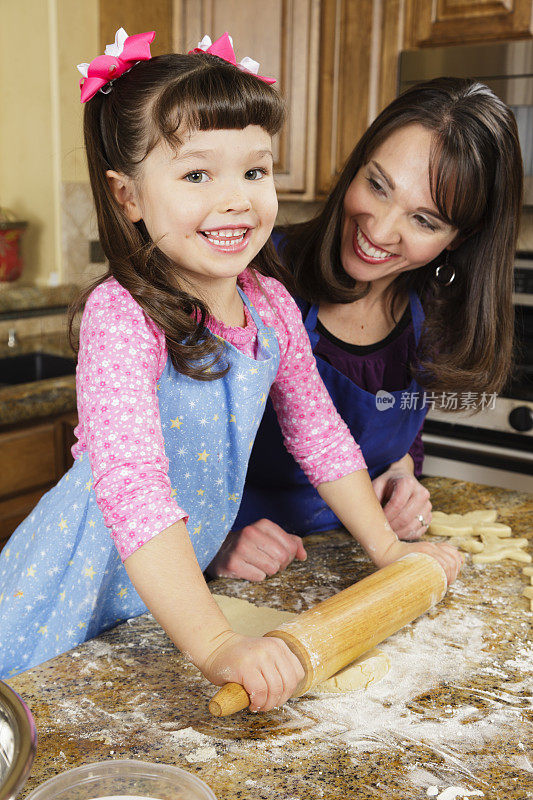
0;334;77;427
0;283;78;315
7;478;533;800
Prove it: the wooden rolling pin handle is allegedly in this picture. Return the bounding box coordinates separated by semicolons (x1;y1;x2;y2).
209;682;250;717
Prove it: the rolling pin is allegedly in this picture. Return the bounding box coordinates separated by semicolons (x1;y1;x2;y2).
209;552;447;716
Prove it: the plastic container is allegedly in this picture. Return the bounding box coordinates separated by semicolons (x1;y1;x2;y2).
25;759;216;800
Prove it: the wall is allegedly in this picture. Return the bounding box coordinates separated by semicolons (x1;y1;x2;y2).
0;0;98;286
0;1;57;284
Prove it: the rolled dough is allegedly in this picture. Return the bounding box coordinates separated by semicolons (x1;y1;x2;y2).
212;594;390;694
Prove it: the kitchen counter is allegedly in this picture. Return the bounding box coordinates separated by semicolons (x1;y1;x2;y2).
0;334;76;427
7;478;533;800
0;283;78;315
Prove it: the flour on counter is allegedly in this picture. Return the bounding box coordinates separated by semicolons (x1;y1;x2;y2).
185;745;217;763
426;788;484;800
234;600;530;795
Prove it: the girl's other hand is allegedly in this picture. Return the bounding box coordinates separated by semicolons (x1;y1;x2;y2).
375;538;463;586
201;631;305;712
207;519;307;581
372;468;432;541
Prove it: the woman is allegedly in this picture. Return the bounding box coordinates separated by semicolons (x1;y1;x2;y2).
208;77;523;581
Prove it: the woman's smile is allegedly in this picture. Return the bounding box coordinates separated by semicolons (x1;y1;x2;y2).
353;224;397;264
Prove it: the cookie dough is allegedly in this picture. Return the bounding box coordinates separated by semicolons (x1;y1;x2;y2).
212;594;390;693
427;510;530;564
472;536;531;564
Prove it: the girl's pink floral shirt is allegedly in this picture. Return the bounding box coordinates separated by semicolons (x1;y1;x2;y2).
72;268;366;560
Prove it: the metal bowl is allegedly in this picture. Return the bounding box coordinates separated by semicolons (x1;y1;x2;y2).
0;681;37;800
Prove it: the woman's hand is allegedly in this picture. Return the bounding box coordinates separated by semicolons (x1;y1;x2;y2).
374;537;463;586
372;463;432;541
207;519;307;581
200;630;305;712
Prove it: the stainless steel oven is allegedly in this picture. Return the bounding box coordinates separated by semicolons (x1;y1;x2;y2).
421;254;533;492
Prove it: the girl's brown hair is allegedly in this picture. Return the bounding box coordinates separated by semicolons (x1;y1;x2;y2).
279;78;523;396
69;52;291;379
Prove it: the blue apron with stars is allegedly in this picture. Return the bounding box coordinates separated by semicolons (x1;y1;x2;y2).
234;290;427;535
0;287;279;679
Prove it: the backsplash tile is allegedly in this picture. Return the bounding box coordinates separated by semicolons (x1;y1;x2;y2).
61;182;106;287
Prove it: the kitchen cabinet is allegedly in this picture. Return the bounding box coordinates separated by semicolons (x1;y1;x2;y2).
173;0;321;198
173;0;403;197
99;0;533;202
315;0;404;194
404;0;533;48
99;0;174;55
0;412;77;550
98;0;407;198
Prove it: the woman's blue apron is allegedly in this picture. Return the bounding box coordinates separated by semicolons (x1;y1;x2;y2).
0;288;280;679
234;291;427;535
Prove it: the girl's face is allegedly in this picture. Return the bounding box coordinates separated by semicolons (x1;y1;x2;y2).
340;124;458;287
122;125;278;297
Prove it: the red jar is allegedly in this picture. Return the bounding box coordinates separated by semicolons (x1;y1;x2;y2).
0;220;27;282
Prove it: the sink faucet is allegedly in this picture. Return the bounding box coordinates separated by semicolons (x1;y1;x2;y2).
7;328;18;348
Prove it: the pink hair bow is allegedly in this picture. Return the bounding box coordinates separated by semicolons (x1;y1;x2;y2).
189;33;275;84
77;27;155;103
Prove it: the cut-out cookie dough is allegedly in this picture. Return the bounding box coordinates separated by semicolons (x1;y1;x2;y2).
472;535;531;564
427;510;530;564
212;594;390;693
428;509;498;535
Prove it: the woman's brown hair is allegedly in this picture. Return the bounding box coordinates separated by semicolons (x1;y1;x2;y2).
69;52;291;380
279;78;523;396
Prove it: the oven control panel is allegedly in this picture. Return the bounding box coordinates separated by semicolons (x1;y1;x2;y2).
426;397;533;437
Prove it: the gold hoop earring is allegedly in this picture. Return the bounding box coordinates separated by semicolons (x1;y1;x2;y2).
435;251;455;286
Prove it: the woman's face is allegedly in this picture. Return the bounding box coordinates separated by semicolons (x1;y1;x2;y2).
340;123;458;286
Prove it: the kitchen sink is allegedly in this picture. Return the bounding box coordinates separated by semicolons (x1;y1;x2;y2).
0;352;76;385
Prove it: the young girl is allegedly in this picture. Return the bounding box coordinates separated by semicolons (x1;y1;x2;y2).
0;30;462;710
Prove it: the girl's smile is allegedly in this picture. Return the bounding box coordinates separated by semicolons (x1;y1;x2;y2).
340;124;458;287
199;226;252;253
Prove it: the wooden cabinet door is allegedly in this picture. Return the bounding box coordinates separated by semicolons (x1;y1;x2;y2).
315;0;405;196
173;0;320;197
99;0;173;55
0;413;78;551
404;0;533;48
0;423;60;498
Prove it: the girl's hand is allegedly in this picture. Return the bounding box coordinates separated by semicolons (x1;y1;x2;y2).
372;468;432;541
200;631;305;712
207;519;307;581
375;537;463;586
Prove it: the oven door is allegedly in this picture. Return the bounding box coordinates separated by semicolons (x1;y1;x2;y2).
422;427;533;493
